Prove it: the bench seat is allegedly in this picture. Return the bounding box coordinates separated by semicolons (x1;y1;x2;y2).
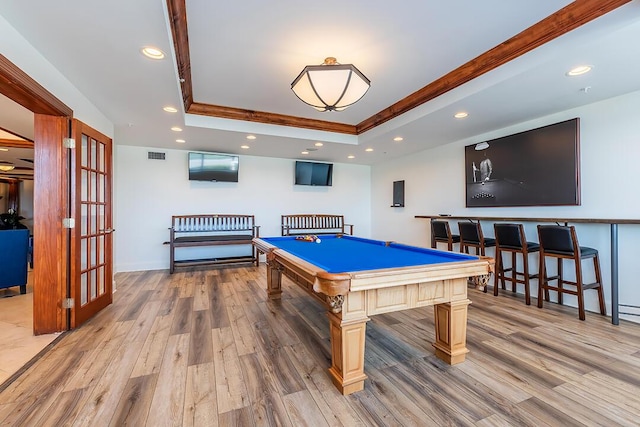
168;214;259;273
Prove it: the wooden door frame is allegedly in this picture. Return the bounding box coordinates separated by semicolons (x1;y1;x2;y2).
0;54;73;334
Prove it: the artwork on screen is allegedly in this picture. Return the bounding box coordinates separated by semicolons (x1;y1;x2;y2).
188;152;239;182
294;161;333;186
465;118;580;207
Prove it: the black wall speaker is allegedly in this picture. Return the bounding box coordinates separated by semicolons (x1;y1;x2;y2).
392;180;405;207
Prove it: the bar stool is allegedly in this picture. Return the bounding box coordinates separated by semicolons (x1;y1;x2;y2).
430;219;460;251
493;223;539;305
537;225;606;321
458;221;496;256
458;221;496;293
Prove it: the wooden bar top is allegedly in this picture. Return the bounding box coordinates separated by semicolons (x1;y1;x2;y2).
415;215;640;225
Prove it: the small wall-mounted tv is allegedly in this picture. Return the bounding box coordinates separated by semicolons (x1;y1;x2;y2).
464;118;580;207
295;161;333;186
188;152;239;182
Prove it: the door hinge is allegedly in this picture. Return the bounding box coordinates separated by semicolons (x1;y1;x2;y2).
63;138;76;149
63;218;75;228
62;298;74;309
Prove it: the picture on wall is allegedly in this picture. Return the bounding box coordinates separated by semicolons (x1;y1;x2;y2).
465;118;580;207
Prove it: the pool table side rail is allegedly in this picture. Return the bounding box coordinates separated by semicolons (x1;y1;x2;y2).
349;256;494;291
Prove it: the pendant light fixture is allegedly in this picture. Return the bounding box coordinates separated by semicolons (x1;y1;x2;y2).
291;57;370;112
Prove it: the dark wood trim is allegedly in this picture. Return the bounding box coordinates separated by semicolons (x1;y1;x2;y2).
0;55;73;117
6;181;19;212
0;139;34;148
0;178;22;184
357;0;633;133
188;102;358;135
168;0;630;134
166;0;193;111
33;114;70;334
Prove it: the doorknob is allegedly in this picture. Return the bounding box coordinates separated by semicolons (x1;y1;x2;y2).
99;229;115;234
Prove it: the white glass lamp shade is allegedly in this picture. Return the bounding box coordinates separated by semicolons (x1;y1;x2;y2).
0;165;15;172
291;58;370;112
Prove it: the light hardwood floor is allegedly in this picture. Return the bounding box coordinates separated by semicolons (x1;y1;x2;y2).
0;274;59;384
1;266;639;426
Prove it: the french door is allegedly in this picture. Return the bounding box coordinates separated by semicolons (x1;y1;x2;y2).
70;120;113;327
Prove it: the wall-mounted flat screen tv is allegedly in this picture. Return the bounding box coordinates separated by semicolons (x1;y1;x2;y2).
464;118;580;207
295;161;333;186
188;152;239;182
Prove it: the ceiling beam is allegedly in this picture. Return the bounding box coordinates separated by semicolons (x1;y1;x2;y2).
166;0;193;111
0;138;34;148
188;103;358;135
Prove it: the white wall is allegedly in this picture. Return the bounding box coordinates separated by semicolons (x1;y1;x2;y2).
371;89;640;320
114;146;371;271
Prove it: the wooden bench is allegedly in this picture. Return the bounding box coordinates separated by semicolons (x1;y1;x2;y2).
168;214;259;273
281;214;353;236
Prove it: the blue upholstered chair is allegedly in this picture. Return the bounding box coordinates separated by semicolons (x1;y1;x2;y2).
0;228;29;294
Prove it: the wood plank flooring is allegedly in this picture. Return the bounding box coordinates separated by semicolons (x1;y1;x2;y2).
1;265;639;426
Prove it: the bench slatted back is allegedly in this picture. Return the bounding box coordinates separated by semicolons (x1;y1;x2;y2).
281;214;346;236
172;214;255;233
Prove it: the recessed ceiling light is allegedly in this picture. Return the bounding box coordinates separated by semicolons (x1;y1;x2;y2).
241;145;250;149
454;112;468;119
141;47;165;60
246;135;256;140
171;126;182;132
301;151;309;155
163;106;178;113
393;137;403;142
176;139;185;143
566;65;592;76
365;148;374;152
347;155;355;159
0;148;8;152
314;142;323;147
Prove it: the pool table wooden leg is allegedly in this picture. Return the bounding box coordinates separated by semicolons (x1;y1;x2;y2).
433;299;471;364
265;259;283;299
327;312;369;395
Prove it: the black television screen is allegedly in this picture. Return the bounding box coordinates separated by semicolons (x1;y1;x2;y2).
465;118;580;207
295;161;333;186
188;152;239;182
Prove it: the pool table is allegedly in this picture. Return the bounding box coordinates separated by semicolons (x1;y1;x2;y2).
253;234;493;395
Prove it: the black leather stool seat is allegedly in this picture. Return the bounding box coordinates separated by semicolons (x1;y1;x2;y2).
537;225;606;320
458;221;496;255
430;219;460;251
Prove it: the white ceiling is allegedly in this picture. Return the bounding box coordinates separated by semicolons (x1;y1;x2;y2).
1;1;640;165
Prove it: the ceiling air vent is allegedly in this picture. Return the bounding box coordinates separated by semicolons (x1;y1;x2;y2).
148;152;166;160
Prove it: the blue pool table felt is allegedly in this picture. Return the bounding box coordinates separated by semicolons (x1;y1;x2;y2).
261;235;478;273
